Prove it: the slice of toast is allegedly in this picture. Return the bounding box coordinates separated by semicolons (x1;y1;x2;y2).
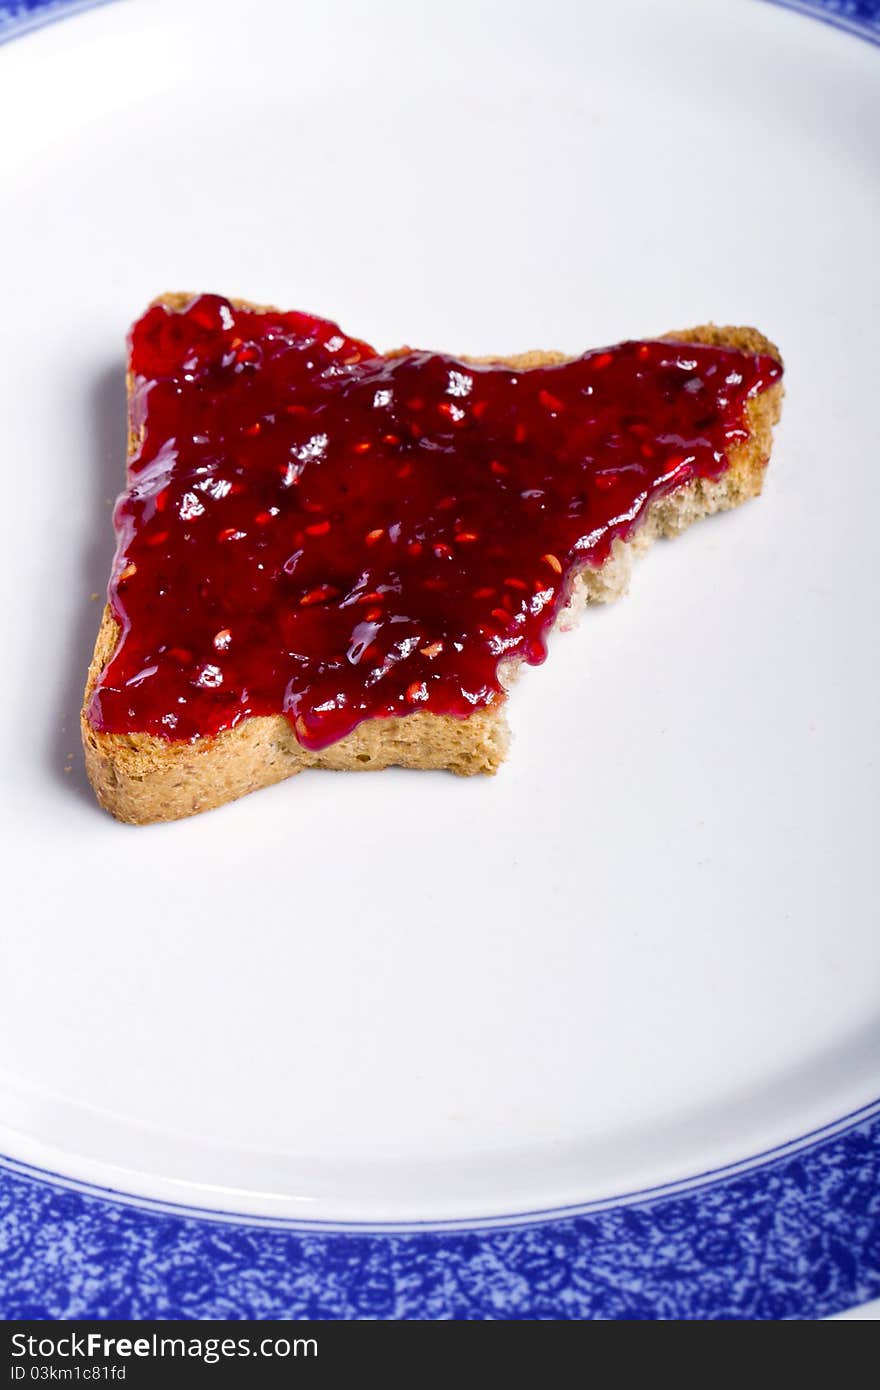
82;299;783;824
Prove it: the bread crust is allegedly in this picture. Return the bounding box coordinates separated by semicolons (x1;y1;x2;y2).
81;303;783;823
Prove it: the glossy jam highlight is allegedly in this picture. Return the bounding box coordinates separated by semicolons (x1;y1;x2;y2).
86;295;781;748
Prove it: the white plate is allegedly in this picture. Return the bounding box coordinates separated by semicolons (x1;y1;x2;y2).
0;0;878;1318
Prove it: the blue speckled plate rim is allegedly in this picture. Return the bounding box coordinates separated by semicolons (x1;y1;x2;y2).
0;0;877;1320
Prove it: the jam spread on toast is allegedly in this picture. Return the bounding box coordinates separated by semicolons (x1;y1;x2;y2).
87;295;781;748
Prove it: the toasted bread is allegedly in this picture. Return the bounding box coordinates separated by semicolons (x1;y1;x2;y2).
82;300;783;823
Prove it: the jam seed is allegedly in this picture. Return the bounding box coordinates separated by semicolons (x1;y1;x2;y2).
455;531;479;544
119;563;137;581
420;640;444;659
384;433;401;447
213;628;232;651
366;528;385;545
504;576;528;590
305;519;331;537
491;608;510;625
593;352;613;369
474;586;495;599
218;527;246;542
300;585;340;606
538;389;564;413
490;459;508;475
542;553;563;574
406;681;428;703
146;531;169;547
354;441;372;454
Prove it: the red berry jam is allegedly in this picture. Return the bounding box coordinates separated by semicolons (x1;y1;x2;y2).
86;294;782;748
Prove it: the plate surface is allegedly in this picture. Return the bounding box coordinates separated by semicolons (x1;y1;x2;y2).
0;0;878;1318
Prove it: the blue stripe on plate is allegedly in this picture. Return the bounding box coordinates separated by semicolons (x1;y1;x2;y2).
766;0;880;44
0;0;877;1321
1;1105;879;1317
2;0;880;47
0;0;115;44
